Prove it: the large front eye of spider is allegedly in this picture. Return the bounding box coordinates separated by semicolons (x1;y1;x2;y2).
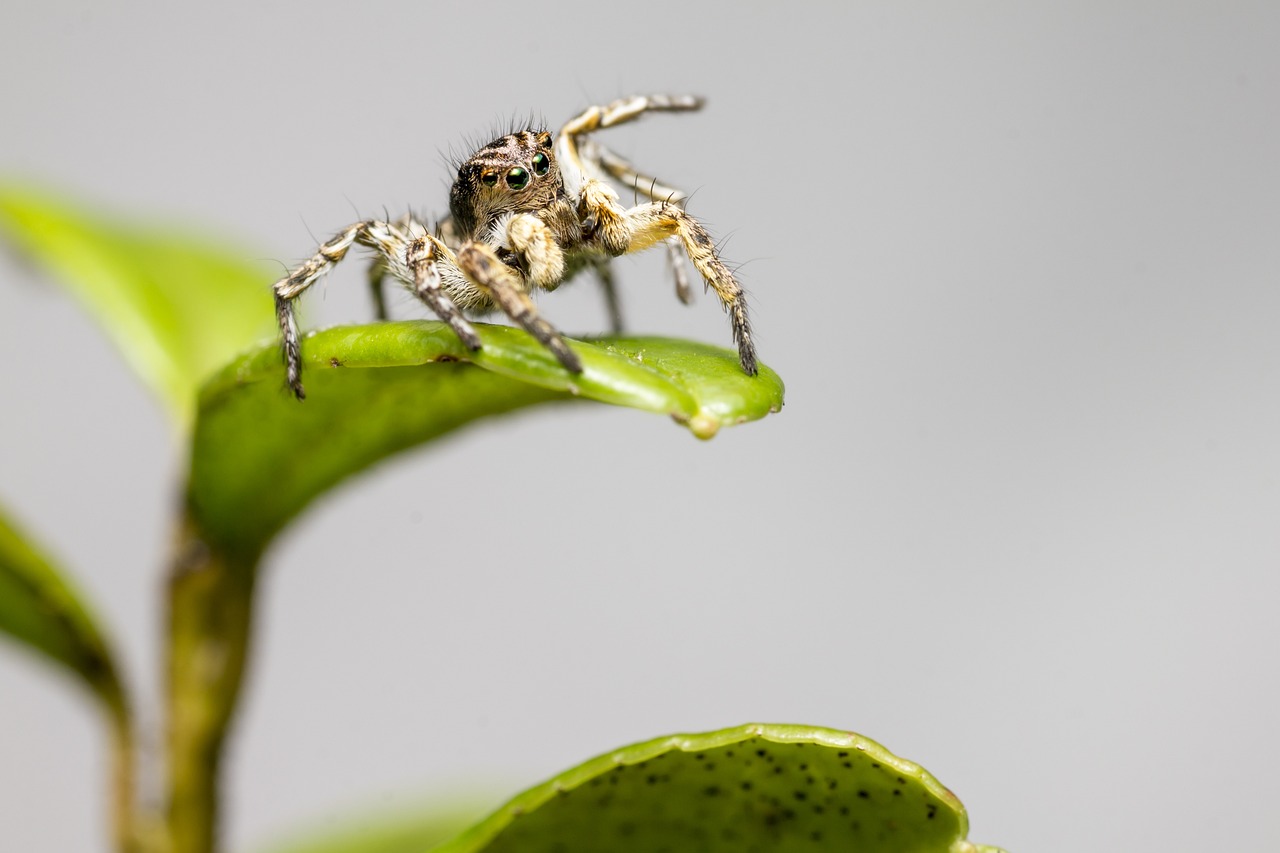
505;167;529;190
532;152;550;176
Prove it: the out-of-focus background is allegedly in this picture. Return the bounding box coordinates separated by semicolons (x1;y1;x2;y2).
2;3;1278;851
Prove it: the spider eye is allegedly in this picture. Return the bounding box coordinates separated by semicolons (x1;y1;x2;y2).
532;152;551;176
505;167;529;190
480;172;498;187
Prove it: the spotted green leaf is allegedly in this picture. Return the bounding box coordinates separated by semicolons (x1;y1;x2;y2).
187;321;783;557
0;182;276;425
0;503;126;721
432;723;1002;853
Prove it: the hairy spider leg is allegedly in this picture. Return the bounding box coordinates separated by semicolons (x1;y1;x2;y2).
582;138;696;305
455;241;583;374
559;95;755;373
365;213;420;320
272;218;471;399
560;99;703;320
405;235;482;350
619;201;757;376
556;94;703;198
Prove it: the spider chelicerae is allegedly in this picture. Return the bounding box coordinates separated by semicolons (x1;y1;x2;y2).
272;94;758;399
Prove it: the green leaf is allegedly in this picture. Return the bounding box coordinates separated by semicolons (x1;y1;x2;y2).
432;724;1002;853
0;503;127;720
0;181;276;424
255;799;489;853
187;321;783;557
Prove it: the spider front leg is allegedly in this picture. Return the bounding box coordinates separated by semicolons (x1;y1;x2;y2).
633;204;756;375
455;239;582;374
580;182;757;375
273;218;413;399
579;138;696;306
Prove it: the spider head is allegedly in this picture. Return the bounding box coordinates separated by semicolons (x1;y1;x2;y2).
449;130;560;237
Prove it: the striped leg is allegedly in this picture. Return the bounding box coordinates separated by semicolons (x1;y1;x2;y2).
555;94;703;195
618;203;757;376
273;219;413;399
455;242;582;374
405;235;481;351
365;213;420;320
579;137;695;305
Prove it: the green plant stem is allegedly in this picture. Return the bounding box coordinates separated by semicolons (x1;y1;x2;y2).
164;519;259;853
107;705;143;853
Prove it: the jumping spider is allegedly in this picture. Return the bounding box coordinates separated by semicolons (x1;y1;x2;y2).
273;94;757;399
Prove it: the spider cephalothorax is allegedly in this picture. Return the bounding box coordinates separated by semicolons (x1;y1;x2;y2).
273;94;757;400
449;130;567;237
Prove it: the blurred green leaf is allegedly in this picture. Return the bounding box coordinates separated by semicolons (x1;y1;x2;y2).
187;321;784;558
0;503;126;720
432;723;1002;853
0;182;276;424
254;798;489;853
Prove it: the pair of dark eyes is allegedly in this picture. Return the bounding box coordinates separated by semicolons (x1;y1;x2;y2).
481;152;551;190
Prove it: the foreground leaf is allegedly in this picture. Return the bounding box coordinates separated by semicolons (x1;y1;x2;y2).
0;182;275;424
0;503;126;719
187;321;784;557
255;799;488;853
433;723;1002;853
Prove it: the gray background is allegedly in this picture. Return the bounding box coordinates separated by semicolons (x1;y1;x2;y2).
2;3;1277;851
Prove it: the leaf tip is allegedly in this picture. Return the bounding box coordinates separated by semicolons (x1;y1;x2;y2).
687;411;722;440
